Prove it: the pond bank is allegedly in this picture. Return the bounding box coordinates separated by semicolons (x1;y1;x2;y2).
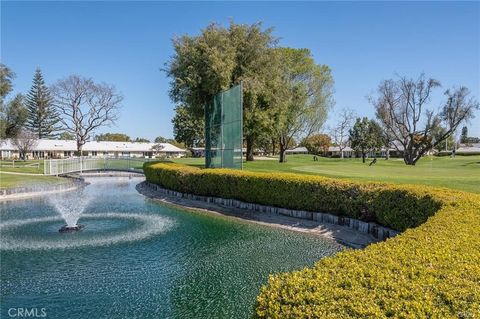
0;171;143;201
136;181;382;248
0;176;84;201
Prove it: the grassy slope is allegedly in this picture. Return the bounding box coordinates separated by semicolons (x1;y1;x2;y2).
0;159;45;174
0;173;68;189
0;160;66;188
174;155;480;193
0;158;149;189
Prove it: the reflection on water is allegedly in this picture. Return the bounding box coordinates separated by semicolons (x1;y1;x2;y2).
0;176;343;319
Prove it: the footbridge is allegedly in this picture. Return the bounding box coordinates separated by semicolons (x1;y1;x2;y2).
44;157;157;175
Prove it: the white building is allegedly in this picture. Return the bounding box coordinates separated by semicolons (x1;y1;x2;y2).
456;143;480;155
0;139;186;159
285;146;309;154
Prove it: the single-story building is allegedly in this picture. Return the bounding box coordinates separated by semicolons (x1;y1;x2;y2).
282;145;400;158
191;147;206;157
190;147;250;158
285;146;309;155
295;144;405;158
456;143;480;155
326;146;354;158
0;139;186;159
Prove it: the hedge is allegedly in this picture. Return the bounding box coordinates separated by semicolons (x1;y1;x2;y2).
143;162;480;318
143;162;441;231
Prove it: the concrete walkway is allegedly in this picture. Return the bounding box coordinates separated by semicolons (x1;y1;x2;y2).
136;182;378;248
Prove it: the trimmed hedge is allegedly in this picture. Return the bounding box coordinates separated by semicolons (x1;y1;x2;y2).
143;162;480;318
143;162;441;231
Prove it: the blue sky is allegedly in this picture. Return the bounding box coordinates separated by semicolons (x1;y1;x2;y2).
2;1;479;140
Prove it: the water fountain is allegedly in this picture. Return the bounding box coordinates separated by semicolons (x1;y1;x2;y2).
0;176;175;251
49;187;91;233
0;175;341;319
58;224;85;233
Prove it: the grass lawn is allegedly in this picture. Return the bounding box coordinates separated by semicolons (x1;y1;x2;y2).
0;172;69;189
0;159;45;174
0;158;150;189
174;155;480;194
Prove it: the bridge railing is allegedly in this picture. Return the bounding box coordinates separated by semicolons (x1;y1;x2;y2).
44;157;156;175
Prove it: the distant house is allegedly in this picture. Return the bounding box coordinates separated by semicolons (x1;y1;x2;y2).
190;147;250;158
456;143;480;155
0;139;186;159
191;147;206;157
285;146;309;154
326;146;354;158
319;143;405;158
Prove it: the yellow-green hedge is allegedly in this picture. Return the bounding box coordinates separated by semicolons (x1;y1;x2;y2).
143;162;440;231
143;162;480;318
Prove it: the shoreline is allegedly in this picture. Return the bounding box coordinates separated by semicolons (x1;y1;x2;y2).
0;176;84;202
0;171;144;202
136;181;379;248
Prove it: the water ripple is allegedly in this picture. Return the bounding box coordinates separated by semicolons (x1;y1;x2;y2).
0;213;173;251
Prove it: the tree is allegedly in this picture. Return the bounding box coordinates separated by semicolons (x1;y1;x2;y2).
134;137;150;143
372;74;479;165
301;134;331;156
381;130;394;160
460;126;468;144
256;133;280;156
349;117;384;163
0;64;27;140
166;138;186;149
466;136;480;144
0;63;15;104
25;69;60;138
172;105;204;148
52;75;123;152
95;133;131;142
330;108;356;158
1;94;28;139
58;132;75;140
154;136;168;143
270;48;334;163
165;21;277;161
152;139;186;155
432;126;455;153
151;143;165;152
12;129;38;160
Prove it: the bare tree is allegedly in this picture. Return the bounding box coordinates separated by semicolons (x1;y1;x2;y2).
152;144;165;152
52;75;123;153
372;74;479;165
330;108;356;158
12;129;38;160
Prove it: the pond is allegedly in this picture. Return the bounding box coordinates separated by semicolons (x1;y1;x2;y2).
1;176;343;319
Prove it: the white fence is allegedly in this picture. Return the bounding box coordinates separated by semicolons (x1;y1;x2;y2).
44;157;154;175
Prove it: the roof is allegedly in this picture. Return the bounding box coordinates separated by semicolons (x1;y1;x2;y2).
0;139;186;153
456;145;480;153
191;147;248;152
328;146;353;152
286;147;309;153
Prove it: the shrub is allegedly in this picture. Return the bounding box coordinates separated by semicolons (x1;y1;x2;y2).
143;162;441;231
143;162;480;318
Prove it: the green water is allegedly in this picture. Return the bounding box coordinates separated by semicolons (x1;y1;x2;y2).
1;176;343;318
